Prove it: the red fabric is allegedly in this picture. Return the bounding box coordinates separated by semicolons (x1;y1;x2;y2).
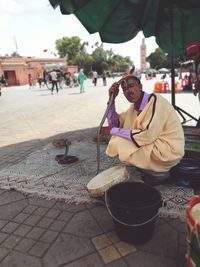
186;41;200;56
186;195;200;232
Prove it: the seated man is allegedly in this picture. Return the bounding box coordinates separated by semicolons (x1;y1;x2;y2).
106;73;185;184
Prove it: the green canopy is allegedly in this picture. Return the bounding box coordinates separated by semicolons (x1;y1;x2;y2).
49;0;200;57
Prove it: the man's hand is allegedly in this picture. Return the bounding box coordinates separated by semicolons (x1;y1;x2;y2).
108;82;119;100
110;127;132;141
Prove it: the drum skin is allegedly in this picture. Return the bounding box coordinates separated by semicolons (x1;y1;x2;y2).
87;166;129;197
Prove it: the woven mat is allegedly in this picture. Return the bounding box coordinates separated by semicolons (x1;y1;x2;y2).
0;141;194;220
156;184;194;222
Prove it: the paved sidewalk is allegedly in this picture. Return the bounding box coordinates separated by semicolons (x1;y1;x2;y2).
0;79;193;266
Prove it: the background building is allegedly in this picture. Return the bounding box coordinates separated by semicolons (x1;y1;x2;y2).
0;57;78;86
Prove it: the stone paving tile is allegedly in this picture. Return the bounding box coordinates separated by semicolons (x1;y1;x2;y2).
90;206;114;232
137;223;178;259
29;241;50;257
36;217;54;229
54;250;129;267
1;222;19;234
0;247;9;261
0;200;28;220
178;245;188;267
12;213;30;224
125;251;176;267
98;245;121;264
23;214;42;226
22;205;38;214
28;196;56;208
179;231;187;246
92;231;137;263
49;219;67;232
0;191;26;206
92;234;112;250
106;231;120;243
26;227;45;240
0;190;6;195
1;235;21;249
114;241;137;256
86;203;101;209
56;210;73;222
167;218;187;233
15;238;36;253
63;210;103;238
105;258;129;267
43;233;95;267
155;217;167;226
33;207;49;216
39;230;59;243
0;220;8;230
0;232;9;244
45;208;61;219
13;224;32;237
62;252;105;267
53;201;86;212
0;251;43;267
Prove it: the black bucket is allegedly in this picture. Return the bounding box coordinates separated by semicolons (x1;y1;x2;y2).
105;182;162;244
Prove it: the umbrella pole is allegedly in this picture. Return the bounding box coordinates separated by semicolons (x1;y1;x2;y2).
169;0;198;124
96;94;114;174
169;0;175;107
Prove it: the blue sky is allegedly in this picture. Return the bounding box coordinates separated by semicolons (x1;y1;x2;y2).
0;0;158;68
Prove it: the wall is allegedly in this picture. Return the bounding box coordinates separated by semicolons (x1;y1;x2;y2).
0;57;77;86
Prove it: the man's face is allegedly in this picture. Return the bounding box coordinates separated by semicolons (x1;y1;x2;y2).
121;77;142;103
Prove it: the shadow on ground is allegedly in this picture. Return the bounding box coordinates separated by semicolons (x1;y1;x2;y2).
0;127;101;171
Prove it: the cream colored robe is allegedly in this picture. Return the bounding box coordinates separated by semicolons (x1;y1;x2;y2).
106;94;185;172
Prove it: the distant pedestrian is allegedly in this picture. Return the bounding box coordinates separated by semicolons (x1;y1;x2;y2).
92;70;98;86
28;74;32;89
38;74;43;88
43;70;48;87
78;69;86;93
72;72;79;87
0;74;7;86
102;71;107;86
49;69;59;94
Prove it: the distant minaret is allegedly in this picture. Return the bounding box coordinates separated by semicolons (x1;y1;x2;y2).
14;36;18;54
140;38;147;71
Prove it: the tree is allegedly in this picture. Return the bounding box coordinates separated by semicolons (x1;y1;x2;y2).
55;36;133;75
55;36;87;64
146;48;167;69
146;47;181;70
111;54;133;72
74;54;94;74
92;43;108;74
10;51;21;58
92;43;133;74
